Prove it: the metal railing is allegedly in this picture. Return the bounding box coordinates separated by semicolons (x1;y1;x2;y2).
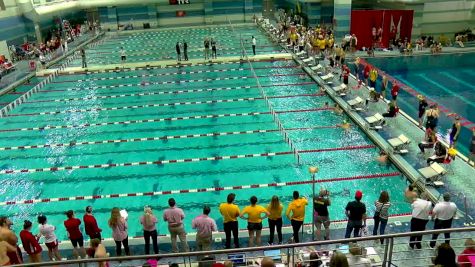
12;227;475;267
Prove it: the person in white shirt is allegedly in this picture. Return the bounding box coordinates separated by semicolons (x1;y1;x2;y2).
37;215;62;261
252;36;257;55
346;242;371;267
409;192;433;249
430;193;457;248
120;47;126;63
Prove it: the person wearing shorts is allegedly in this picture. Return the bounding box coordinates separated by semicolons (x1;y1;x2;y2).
314;189;331;240
64;210;86;259
120;47;126;63
37;215;62;261
240;196;269;247
417;95;428;127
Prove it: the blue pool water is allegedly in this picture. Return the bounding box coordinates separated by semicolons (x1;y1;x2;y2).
0;26;413;243
367;52;475;156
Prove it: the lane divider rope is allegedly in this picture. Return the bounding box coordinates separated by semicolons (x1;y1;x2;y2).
0;145;376;175
0;108;332;133
0;125;339;151
0;171;397;206
53;65;299;84
9;94;317;117
29;82;316;102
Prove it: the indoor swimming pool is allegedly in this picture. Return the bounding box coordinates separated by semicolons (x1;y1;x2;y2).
0;58;413;241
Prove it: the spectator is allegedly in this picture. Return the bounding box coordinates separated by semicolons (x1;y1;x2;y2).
425;104;439;130
455;34;465;48
108;207;129;256
449;116;461;146
418;128;437;153
140;206;158;254
390;83;400;101
223;260;233;267
192;205;217;251
219;193;240;249
373;191;391;244
204;38;210;60
470;128;475;165
261;257;275;267
84;206;102;240
346;243;371;267
19;220;42;263
344;190;366;238
0;241;17;266
427;140;448;165
120;47;126;63
89;238;108;267
382;100;398;118
458;238;475;267
0;217;21;264
368;67;378;88
266;195;283;245
80;48;87;68
308;251;323;267
417;95;428;127
409;192;432;249
64;210;86;259
430;193;457;248
286;191;308;243
381;75;388;100
163;198;189;253
211;38;217;59
176;42;181;62
252;36;257;55
329;251;349;267
433;243;457;267
313;189;331;241
183;40;188;61
37;215;62;261
404;184;418;203
350;34;357;53
240;196;270;247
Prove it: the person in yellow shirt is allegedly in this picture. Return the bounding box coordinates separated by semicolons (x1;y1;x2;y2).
286;191;308;243
219;193;240;249
240;196;270;247
266;196;283;244
369;68;378;89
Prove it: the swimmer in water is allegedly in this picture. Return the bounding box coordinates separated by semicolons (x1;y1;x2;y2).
377;150;389;165
324;102;329;108
404;184;418;203
340;120;350;131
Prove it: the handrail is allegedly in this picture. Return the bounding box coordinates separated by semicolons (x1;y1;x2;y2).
12;227;475;266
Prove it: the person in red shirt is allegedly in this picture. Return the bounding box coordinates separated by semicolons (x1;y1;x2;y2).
363;64;371;86
19;220;42;263
64;210;86;259
458;238;475;267
341;65;350;85
391;83;400;101
84;206;102;240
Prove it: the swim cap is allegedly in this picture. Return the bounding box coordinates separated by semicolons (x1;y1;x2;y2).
355;190;363;199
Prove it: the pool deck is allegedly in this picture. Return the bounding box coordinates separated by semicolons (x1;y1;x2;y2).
298;50;475;224
35;53;293;76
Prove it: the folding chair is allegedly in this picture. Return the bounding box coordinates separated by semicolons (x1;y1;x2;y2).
388;134;410;154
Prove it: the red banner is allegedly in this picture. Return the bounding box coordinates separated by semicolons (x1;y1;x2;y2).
350;10;414;49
